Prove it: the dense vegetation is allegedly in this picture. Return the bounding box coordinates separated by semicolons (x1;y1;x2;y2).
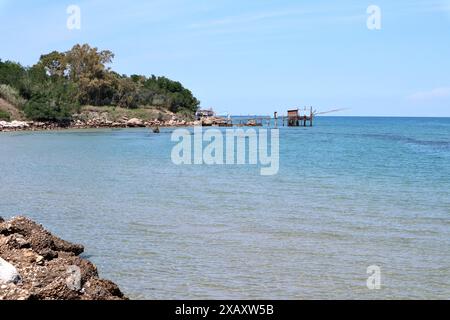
0;44;200;122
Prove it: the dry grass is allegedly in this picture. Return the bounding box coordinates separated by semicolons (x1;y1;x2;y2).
80;105;176;122
0;98;24;120
0;84;26;108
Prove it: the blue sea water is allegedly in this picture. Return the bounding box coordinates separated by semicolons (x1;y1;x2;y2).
0;117;449;299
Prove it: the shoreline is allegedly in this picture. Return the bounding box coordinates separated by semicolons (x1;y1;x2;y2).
0;216;126;300
0;119;199;133
0;114;238;133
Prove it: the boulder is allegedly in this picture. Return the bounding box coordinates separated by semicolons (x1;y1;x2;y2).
0;216;126;300
202;118;214;126
126;118;144;127
11;121;29;129
0;257;21;284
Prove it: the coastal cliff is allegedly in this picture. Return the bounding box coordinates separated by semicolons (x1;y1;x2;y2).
0;216;126;300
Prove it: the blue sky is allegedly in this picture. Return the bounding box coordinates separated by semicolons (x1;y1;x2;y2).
0;0;449;116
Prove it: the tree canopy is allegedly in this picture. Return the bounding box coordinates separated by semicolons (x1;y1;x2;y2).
0;44;200;121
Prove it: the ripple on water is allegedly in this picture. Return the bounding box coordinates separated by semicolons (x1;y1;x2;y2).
0;119;449;299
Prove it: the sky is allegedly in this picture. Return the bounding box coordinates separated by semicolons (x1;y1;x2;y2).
0;0;449;116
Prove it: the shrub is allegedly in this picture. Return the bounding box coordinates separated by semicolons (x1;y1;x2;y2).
24;90;77;123
23;77;80;122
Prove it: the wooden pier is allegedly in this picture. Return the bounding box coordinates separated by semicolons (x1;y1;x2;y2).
197;106;319;128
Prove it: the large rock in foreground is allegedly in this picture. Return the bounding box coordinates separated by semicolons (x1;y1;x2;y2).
0;216;126;300
0;257;21;284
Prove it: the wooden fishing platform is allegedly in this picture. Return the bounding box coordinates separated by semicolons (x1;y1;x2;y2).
283;107;313;127
271;107;314;127
196;105;335;128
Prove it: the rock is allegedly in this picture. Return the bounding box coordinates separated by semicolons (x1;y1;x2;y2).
40;248;58;261
0;121;29;130
0;217;4;223
2;234;30;249
0;257;21;284
202;118;214;126
0;216;84;256
0;216;126;300
83;278;124;300
65;265;82;292
35;255;44;265
126;118;144;127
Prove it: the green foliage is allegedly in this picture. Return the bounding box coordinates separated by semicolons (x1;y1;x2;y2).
0;109;11;121
0;44;200;122
23;79;79;122
20;64;49;100
0;60;27;90
113;76;140;109
37;51;68;78
65;44;116;106
140;76;200;113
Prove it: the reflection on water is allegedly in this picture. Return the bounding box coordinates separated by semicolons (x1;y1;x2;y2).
0;117;449;299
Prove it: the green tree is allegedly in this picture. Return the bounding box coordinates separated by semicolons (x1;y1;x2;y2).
113;75;140;109
1;43;200;121
0;60;27;91
65;44;115;105
37;51;68;78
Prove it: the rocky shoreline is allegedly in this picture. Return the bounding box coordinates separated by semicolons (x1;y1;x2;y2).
0;111;234;132
0;117;200;132
0;216;126;300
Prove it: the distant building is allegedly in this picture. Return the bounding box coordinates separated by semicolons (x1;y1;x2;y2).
286;107;313;127
287;109;300;127
195;108;216;119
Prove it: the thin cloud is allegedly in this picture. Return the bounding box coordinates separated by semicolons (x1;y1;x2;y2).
188;5;367;34
189;8;310;29
400;0;450;13
409;87;450;101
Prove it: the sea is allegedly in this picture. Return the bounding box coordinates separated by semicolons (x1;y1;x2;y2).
0;117;449;299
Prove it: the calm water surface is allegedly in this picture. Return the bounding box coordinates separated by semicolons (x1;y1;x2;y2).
0;117;449;299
